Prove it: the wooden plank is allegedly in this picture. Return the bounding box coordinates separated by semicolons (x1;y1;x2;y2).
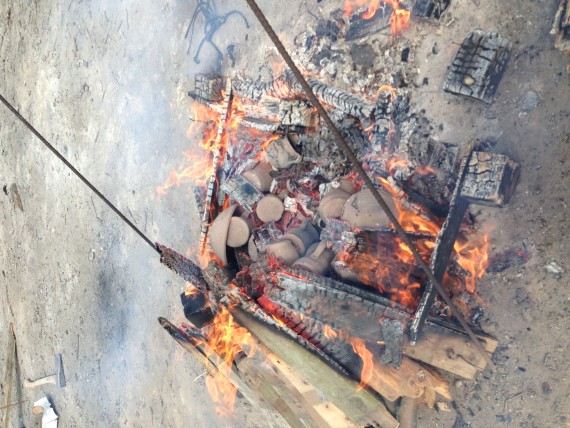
403;322;497;379
232;308;399;428
2;323;16;428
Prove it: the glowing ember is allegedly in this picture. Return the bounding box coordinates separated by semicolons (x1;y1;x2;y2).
344;0;411;36
204;306;256;416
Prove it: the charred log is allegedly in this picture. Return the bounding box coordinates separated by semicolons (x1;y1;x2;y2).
460;151;520;206
443;30;512;104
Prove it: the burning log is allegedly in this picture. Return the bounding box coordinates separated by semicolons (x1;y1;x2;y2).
443;30;512;104
409;147;473;342
159;317;345;427
345;4;391;41
232;308;400;428
199;78;233;251
461;151;521;207
232;72;376;123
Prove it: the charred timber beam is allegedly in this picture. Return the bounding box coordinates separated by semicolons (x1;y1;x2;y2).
232;73;375;123
461;151;520;206
409;147;473;343
199;78;232;251
156;243;208;291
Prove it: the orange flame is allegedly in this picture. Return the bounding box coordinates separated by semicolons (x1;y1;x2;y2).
156;102;221;195
204;306;256;416
350;337;373;390
454;233;490;293
344;0;410;36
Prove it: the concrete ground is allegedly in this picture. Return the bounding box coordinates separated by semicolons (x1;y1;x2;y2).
1;0;569;427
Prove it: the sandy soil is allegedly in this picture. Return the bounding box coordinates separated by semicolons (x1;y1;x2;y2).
0;0;568;427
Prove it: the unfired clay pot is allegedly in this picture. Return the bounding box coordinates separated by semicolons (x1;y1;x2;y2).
282;218;319;255
209;204;238;265
242;162;274;192
256;195;284;223
341;189;396;229
265;238;300;265
317;189;352;220
265;136;302;169
226;216;253;248
292;241;334;276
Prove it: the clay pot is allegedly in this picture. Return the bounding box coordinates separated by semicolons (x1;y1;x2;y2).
318;189;352;220
209;204;238;265
292;241;334;276
337;176;358;194
265;136;302;169
227;215;253;248
265;238;300;265
242;162;274;192
341;189;396;229
256;195;284;223
282;218;319;255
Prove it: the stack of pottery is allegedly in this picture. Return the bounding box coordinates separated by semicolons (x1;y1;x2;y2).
265;218;319;266
209;205;253;265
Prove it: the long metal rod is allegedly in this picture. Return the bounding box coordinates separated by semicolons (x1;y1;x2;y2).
244;0;492;367
0;94;159;253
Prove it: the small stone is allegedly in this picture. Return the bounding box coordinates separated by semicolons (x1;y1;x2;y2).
545;261;564;276
436;401;451;412
520;90;539;112
454;379;464;389
542;381;552;394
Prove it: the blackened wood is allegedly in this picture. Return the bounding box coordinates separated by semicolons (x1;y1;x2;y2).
199;78;232;250
460;151;520;206
409;148;473;343
443;30;512;104
345;5;391;41
269;271;409;345
412;0;450;19
220;175;264;212
180;291;214;328
157;243;208;290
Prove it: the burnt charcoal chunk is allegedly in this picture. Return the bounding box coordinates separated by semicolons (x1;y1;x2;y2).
412;0;450;19
443;30;512;104
460;151;520;206
180;291;214;327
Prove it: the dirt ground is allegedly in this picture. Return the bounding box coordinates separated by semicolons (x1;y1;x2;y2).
0;0;568;427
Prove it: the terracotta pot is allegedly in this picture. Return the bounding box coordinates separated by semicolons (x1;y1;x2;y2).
282;218;319;255
256;195;284;223
292;241;334;276
337;176;358;194
209;204;238;265
341;189;396;229
265;136;302;169
317;189;352;220
226;216;253;248
242;162;274;192
265;238;300;265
